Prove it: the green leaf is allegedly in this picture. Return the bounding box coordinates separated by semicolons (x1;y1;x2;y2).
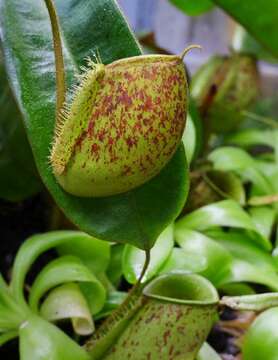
29;256;105;315
183;100;203;165
176;199;271;250
242;307;278;359
232;25;278;63
57;236;110;275
226;128;278;169
209;147;274;195
225;129;278;149
211;0;278;58
174;228;232;286
219;283;255;296
207;230;278;290
10;231;102;310
0;330;18;347
0;306;23;331
183;111;196;165
248;206;275;239
0;0;188;250
256;159;278;194
170;0;214;16
176;200;254;231
204;170;246;205
159;247;207;274
122;225;174;284
227;259;278;291
40;283;94;336
197;342;221;360
0;275;25;330
19;314;90;360
0;52;41;201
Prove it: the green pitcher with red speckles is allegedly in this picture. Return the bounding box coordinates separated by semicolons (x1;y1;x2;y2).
50;48;197;197
86;273;219;360
190;54;260;134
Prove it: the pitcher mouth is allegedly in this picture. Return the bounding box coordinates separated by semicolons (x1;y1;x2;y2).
143;272;219;306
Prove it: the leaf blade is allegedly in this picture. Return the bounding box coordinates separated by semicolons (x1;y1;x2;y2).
0;0;188;250
211;0;278;58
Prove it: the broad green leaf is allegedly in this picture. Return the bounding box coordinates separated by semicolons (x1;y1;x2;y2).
176;200;253;231
0;0;188;250
183;111;196;165
225;129;278;149
0;52;41;201
219;283;255;296
209;147;273;195
242;307;278;360
211;0;278;58
0;306;23;331
29;256;105;315
208;230;276;273
232;25;277;63
10;231;101;309
183;100;203;165
57;236;110;275
170;0;214;16
40;283;94;336
249;206;275;239
174;228;232;285
209;147;255;168
0;330;18;346
19;314;90;360
256;159;278;193
159;247;207;274
204;170;245;205
0;275;25;329
207;230;278;290
176;199;271;250
0;275;20;312
122;225;174;284
227;259;278;291
197;342;221;360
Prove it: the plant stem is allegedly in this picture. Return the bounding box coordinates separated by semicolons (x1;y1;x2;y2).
248;193;278;206
85;250;151;354
138;249;151;283
242;110;278;129
44;0;66;128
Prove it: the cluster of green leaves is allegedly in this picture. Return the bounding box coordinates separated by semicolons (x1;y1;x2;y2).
0;231;107;359
165;3;278;356
0;230;220;359
1;0;278;358
0;0;188;251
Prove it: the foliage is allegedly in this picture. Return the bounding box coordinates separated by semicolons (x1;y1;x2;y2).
169;0;214;16
0;50;42;201
0;0;278;358
0;231;219;359
0;0;188;250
